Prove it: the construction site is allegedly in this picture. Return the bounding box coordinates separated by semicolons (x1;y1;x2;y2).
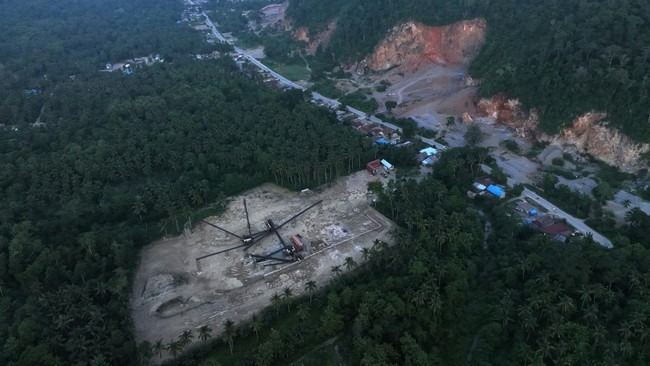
131;171;394;348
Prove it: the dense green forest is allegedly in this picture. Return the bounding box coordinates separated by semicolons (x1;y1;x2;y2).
4;0;650;364
0;0;387;364
170;147;650;366
0;0;206;127
286;0;650;141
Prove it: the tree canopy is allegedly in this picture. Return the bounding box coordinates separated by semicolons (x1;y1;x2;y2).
287;0;650;141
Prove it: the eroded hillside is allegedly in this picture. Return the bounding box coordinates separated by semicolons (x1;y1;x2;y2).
364;19;486;71
478;96;650;173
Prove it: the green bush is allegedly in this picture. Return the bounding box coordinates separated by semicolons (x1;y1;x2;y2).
503;139;519;153
551;157;565;166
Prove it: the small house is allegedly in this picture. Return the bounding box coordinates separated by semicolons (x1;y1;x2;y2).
486;184;505;198
472;182;487;191
366;160;382;175
540;223;572;238
420;147;438;156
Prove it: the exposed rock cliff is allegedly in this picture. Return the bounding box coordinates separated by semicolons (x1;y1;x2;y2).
545;114;649;174
364;18;487;71
292;19;337;55
477;96;650;173
476;95;539;139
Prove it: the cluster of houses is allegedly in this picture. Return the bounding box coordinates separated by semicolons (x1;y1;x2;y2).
344;116;401;145
467;178;506;199
102;54;163;75
366;159;394;177
514;201;574;242
416;147;438;166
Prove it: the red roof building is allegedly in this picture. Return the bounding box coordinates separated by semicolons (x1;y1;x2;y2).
539;222;572;237
366;160;382;175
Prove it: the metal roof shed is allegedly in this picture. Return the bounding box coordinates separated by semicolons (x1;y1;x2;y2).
380;159;393;170
420;147;438;156
487;185;505;198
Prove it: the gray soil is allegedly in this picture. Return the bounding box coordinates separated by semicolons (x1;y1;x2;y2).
131;171;395;361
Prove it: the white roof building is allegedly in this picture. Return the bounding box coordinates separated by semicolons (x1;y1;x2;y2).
420;147;438;156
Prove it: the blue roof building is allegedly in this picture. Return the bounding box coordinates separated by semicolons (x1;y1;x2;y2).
374;137;389;145
487;185;505;198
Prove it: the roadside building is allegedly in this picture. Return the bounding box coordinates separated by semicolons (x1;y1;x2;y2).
366;160;383;175
420;147;438;156
539;222;573;242
516;201;538;216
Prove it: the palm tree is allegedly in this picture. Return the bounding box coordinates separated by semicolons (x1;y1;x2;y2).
166;340;182;358
282;287;293;312
304;280;317;303
250;314;262;342
344;256;357;271
138;341;152;366
271;292;282;316
296;303;309;322
361;247;371;262
178;329;194;348
331;265;342;276
152;339;164;359
223;319;236;355
198;325;212;342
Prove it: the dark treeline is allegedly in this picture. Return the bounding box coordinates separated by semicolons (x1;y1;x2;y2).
179;147;650;366
0;0;205;126
0;0;394;363
286;0;650;141
0;55;384;364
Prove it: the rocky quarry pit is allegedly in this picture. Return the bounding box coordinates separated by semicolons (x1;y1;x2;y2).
359;17;648;173
477;96;650;173
363;18;487;72
285;10;648;172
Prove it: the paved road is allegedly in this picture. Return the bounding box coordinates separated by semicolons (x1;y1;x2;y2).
200;11;412;135
197;6;612;249
522;188;612;248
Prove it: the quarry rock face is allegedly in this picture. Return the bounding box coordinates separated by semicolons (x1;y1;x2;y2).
292;19;337;55
477;96;650;173
544;114;650;174
365;18;487;71
476;95;540;139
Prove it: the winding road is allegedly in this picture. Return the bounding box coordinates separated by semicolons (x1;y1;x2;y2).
196;3;612;249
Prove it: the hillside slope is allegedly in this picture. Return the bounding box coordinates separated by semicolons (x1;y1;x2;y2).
287;0;650;145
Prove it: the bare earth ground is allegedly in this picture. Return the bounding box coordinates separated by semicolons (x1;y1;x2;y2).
354;63;541;185
131;172;395;360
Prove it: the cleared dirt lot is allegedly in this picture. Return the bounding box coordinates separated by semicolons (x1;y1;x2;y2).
131;171;395;356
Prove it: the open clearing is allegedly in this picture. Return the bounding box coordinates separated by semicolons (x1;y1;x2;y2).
131;171;395;355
